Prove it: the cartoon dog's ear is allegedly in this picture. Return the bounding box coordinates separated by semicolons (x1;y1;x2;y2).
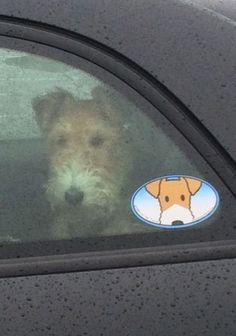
32;88;76;133
184;178;202;195
145;180;161;198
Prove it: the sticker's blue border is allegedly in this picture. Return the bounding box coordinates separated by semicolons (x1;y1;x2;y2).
130;175;220;231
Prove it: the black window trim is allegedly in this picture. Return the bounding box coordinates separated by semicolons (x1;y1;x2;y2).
0;240;236;279
0;16;235;278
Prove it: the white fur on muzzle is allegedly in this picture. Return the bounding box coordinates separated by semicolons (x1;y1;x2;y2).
45;161;119;212
160;204;194;225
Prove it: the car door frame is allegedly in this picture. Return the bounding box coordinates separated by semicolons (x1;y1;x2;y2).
0;15;235;278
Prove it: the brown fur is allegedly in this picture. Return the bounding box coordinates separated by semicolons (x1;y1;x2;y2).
146;177;201;212
32;87;142;239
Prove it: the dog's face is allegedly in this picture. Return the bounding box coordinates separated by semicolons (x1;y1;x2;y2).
146;177;201;224
32;88;130;217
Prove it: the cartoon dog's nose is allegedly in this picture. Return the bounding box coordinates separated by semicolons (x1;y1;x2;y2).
172;220;184;225
65;187;84;206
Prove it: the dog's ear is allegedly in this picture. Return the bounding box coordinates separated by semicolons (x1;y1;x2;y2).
32;89;76;132
91;86;119;123
91;85;110;104
184;178;202;195
145;180;161;198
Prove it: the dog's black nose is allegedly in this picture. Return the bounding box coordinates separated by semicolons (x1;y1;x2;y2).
172;220;184;225
65;187;84;206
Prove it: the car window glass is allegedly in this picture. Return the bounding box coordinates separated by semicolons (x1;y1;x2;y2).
0;45;235;256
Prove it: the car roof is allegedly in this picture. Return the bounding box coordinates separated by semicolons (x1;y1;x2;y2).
0;0;235;161
189;0;236;21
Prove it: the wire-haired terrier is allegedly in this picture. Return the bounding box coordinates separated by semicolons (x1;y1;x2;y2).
32;87;139;239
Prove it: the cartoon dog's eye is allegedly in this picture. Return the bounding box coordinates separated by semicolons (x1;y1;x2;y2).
165;196;169;202
181;194;185;201
90;135;105;147
56;136;67;146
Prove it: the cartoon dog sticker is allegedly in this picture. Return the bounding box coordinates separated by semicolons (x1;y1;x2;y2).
145;176;202;225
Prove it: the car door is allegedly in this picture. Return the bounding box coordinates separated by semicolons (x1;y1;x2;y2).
0;18;235;336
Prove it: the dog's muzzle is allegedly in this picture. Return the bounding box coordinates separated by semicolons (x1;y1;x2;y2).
64;186;84;206
160;204;194;225
45;165;121;212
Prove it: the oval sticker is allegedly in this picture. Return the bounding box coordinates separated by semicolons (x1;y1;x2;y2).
131;175;219;229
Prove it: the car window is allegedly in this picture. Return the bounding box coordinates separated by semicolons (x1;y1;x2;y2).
0;42;235;258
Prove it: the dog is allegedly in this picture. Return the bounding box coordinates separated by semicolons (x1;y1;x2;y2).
32;86;143;239
145;176;202;225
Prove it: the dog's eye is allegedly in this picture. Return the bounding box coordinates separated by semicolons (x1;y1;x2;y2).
181;194;185;201
165;196;169;202
56;136;67;146
90;135;105;147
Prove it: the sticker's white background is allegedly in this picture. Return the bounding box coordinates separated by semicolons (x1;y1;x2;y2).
133;180;217;225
